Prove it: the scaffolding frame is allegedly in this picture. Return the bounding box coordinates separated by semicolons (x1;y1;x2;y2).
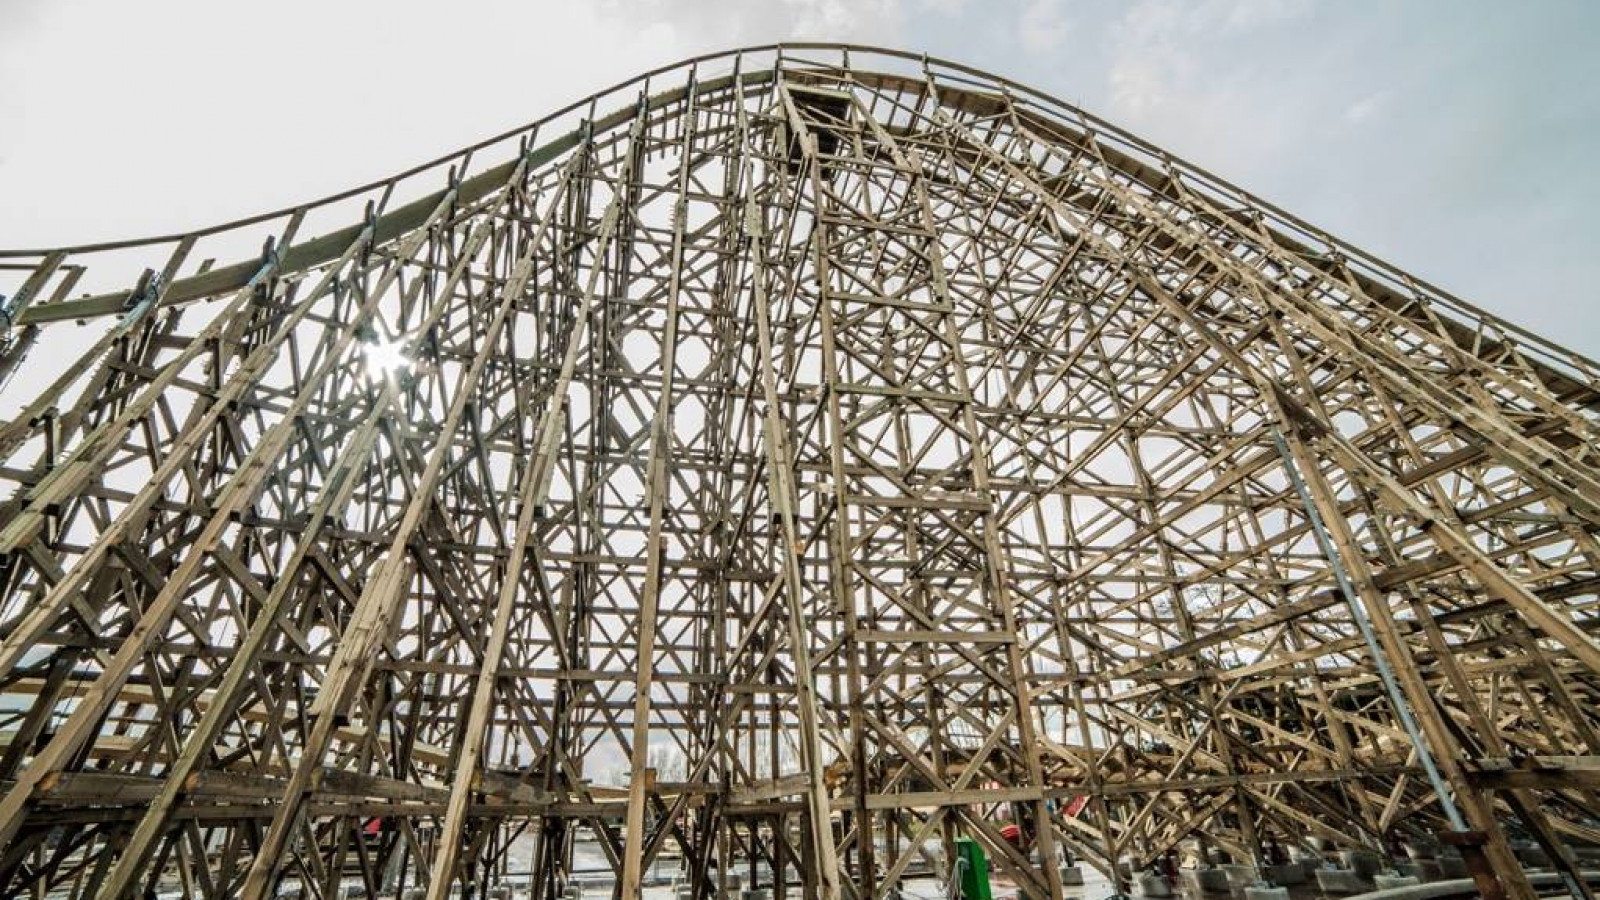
0;44;1598;900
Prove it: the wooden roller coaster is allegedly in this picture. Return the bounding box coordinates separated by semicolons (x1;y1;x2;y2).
0;43;1597;900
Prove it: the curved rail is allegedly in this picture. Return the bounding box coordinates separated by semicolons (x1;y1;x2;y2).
2;43;1595;388
1348;870;1600;900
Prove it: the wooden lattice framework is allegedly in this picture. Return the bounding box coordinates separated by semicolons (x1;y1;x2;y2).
0;44;1598;900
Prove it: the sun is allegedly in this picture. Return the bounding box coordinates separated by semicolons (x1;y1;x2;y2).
362;335;410;378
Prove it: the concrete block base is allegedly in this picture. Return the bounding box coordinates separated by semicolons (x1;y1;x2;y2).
1315;868;1369;894
1405;844;1438;863
1181;868;1232;894
1513;843;1552;869
1059;866;1085;886
1339;850;1384;878
1221;864;1258;887
1288;847;1318;862
1137;872;1174;898
1262;863;1306;886
1244;887;1290;900
1374;874;1421;890
1422;860;1447;882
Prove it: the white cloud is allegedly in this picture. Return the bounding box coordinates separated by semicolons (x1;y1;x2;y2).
1;0;1596;358
1101;0;1316;161
1106;56;1169;116
1216;0;1314;33
600;0;908;47
1343;89;1392;125
1018;0;1071;55
0;1;707;248
1103;0;1317;114
1103;1;1190;116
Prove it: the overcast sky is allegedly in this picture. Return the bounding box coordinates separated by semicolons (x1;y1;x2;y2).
3;0;1597;355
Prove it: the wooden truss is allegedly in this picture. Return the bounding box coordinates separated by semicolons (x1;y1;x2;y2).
0;44;1597;900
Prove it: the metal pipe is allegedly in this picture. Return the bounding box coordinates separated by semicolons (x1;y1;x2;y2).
1269;426;1469;833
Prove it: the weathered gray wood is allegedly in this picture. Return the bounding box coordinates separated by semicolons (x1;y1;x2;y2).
0;45;1594;900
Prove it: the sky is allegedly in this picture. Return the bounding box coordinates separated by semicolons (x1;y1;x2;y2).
3;0;1598;355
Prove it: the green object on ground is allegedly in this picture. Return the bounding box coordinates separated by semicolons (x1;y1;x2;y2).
956;838;992;900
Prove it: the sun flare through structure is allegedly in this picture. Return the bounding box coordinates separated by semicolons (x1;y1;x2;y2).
0;44;1597;900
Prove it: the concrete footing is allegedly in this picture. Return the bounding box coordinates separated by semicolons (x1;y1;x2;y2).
1059;865;1085;886
1413;859;1445;882
1340;850;1384;878
1512;842;1552;869
1181;868;1232;894
1405;843;1438;862
1137;872;1174;898
1315;867;1370;894
1221;864;1258;888
1244;886;1290;900
741;890;770;900
1374;874;1421;890
1263;863;1307;886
